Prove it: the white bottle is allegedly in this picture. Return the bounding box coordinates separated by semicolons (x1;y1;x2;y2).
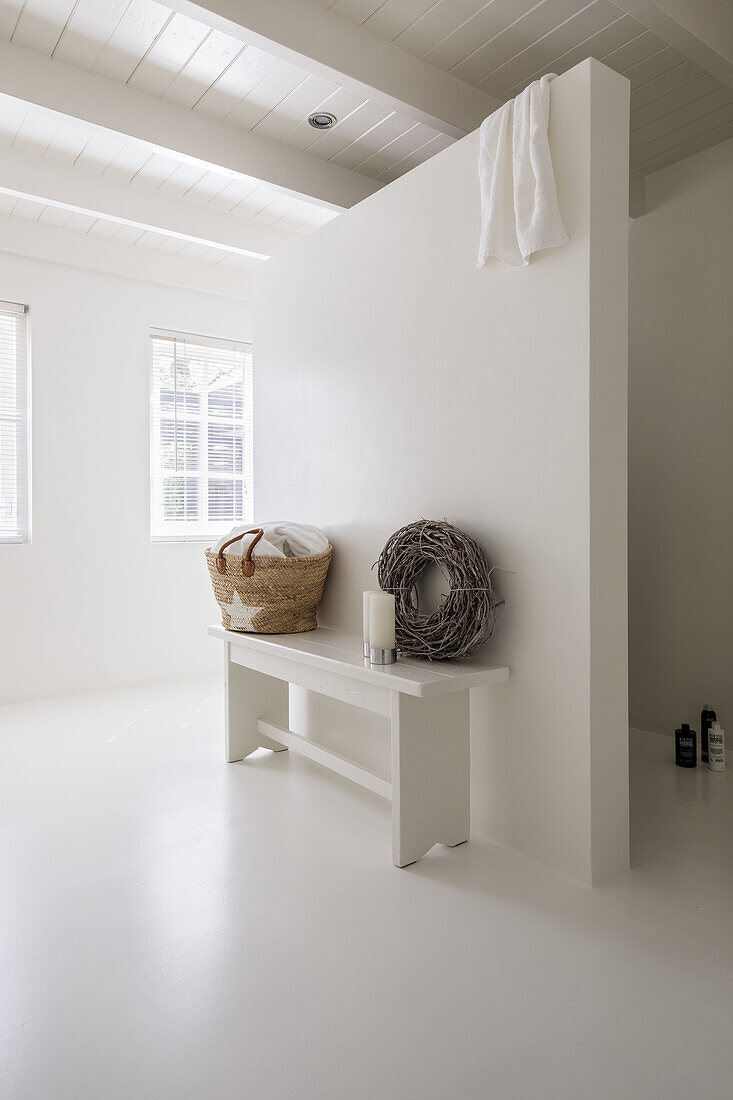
708;722;725;771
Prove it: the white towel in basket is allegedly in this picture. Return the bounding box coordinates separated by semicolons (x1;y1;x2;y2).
213;522;329;559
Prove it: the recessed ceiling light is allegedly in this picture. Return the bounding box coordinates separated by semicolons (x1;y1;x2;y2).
308;112;337;130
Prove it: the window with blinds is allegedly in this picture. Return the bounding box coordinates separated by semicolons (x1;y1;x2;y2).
0;301;30;544
149;329;253;541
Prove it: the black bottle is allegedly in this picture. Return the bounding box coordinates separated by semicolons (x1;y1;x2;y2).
701;703;716;764
675;724;697;768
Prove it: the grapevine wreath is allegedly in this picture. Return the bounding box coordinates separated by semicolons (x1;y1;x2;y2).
376;519;496;661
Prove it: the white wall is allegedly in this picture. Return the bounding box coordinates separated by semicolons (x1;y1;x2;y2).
254;60;630;885
629;137;733;738
0;252;248;705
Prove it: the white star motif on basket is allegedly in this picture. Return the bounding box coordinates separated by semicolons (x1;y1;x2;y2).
220;590;264;631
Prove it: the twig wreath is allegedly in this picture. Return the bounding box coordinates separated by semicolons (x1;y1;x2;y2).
376;519;495;661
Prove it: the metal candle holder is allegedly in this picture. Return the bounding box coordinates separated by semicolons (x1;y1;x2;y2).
369;647;397;665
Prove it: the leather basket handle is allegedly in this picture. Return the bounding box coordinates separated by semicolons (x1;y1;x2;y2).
215;528;264;577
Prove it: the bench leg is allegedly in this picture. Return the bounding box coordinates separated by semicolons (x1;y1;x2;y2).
225;645;289;762
390;690;470;867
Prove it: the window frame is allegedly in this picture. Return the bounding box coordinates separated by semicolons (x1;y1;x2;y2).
0;300;31;545
149;327;253;544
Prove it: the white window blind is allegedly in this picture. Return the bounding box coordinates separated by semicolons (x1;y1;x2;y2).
0;301;30;543
150;329;253;541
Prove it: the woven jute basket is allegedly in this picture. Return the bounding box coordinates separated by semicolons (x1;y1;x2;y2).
205;528;332;634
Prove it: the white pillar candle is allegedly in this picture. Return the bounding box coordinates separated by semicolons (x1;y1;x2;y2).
370;592;395;651
363;590;380;648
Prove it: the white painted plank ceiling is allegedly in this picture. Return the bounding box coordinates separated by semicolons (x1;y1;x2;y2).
0;0;728;217
0;0;470;184
0;182;255;267
0;182;283;268
0;88;339;265
0;93;339;238
322;0;733;175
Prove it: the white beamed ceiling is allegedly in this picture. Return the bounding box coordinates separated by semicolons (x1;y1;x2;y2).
0;92;339;240
0;0;454;185
0;0;729;274
314;0;733;175
0;185;255;265
0;0;728;178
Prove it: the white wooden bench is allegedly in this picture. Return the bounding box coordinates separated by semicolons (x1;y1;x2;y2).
209;625;509;867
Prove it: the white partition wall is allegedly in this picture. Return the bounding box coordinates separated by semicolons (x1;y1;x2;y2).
254;59;630;885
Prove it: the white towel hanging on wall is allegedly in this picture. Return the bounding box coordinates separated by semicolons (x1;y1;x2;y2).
477;74;568;268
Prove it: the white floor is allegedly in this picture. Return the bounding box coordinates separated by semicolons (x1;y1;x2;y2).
1;680;732;1100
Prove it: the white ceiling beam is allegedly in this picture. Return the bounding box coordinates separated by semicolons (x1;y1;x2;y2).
171;0;500;138
0;143;299;261
613;0;733;89
0;212;251;300
0;38;378;210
